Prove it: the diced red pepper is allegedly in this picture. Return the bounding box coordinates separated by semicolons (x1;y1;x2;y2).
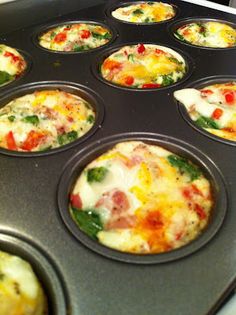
5;131;17;150
54;32;67;43
137;43;145;54
4;51;20;63
142;83;161;89
70;193;82;209
124;76;134;86
224;91;235;104
183;29;190;36
80;29;91;39
103;59;122;71
182;184;203;199
211;108;223;120
63;26;71;31
155;49;165;55
20;130;45;151
200;89;213;97
194;204;207;220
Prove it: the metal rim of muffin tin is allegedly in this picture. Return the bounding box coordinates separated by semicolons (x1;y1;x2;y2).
57;132;228;265
91;41;195;91
105;1;179;25
0;47;32;90
0;232;68;315
169;17;236;50
177;75;236;146
32;20;118;54
0;80;105;157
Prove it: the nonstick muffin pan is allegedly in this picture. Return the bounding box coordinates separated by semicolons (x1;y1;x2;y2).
1;0;236;314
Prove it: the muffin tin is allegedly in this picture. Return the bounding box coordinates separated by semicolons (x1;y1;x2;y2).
1;0;236;314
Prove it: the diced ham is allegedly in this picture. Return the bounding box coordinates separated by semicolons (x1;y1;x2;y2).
112;190;130;215
96;189;130;215
106;215;136;229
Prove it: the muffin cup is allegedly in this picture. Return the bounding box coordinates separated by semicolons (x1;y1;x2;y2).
57;132;227;264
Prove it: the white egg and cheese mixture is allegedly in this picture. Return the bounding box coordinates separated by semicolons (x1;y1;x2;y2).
174;82;236;141
0;44;26;87
0;250;48;315
101;44;186;89
111;2;175;23
174;21;236;48
70;141;213;254
0;90;95;152
39;23;112;52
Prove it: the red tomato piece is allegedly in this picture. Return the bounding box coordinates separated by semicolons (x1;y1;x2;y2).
54;32;67;43
20;130;45;151
124;76;134;86
80;29;91;39
142;83;161;89
4;51;20;63
194;204;207;220
70;193;82;209
211;108;223;120
137;43;145;54
5;131;17;150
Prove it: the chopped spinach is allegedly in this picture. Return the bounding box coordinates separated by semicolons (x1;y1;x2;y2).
175;32;187;42
128;54;135;62
92;32;111;40
144;17;151;23
71;207;103;240
73;45;90;52
0;70;13;85
87;115;95;124
87;166;108;183
132;8;144;15
8;115;15;122
195;116;219;129
23;115;39;125
167;154;201;181
168;57;183;65
161;74;175;86
57;130;78;145
0;273;4;281
50;31;56;39
147;1;155;4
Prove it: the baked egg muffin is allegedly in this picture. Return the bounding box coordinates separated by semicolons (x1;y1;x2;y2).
100;44;186;89
69;141;213;254
38;23;112;52
0;90;95;152
0;44;26;87
0;250;48;315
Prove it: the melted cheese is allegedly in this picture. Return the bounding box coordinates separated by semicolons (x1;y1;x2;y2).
70;141;213;254
0;251;47;315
